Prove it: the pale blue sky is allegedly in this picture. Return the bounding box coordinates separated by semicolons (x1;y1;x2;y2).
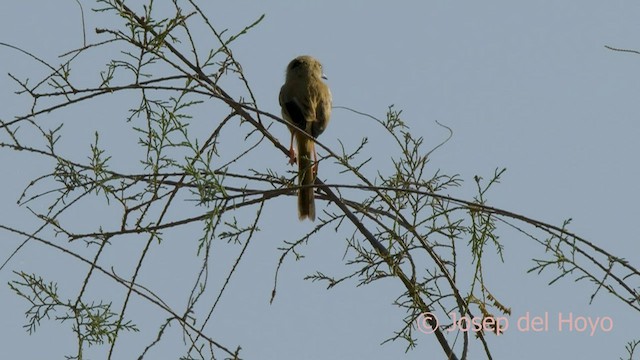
1;1;639;359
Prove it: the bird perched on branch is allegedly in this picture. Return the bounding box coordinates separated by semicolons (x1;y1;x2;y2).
279;55;332;221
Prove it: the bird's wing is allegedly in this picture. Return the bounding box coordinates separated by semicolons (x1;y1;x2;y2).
280;84;311;131
311;85;331;138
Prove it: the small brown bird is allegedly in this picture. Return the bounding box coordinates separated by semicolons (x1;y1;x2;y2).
279;55;332;221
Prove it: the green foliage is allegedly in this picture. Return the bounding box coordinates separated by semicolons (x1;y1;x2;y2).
9;271;138;351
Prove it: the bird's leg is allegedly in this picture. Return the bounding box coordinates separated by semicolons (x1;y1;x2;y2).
312;146;319;176
288;131;297;165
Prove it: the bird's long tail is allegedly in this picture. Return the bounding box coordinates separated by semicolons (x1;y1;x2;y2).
297;134;315;221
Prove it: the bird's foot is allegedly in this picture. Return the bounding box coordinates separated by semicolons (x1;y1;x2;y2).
288;148;297;165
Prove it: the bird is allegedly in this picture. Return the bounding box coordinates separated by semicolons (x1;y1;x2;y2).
279;55;332;221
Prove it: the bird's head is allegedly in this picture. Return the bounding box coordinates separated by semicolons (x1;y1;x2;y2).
286;55;327;80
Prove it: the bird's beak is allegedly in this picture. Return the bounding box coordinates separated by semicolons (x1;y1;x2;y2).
322;73;328;80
